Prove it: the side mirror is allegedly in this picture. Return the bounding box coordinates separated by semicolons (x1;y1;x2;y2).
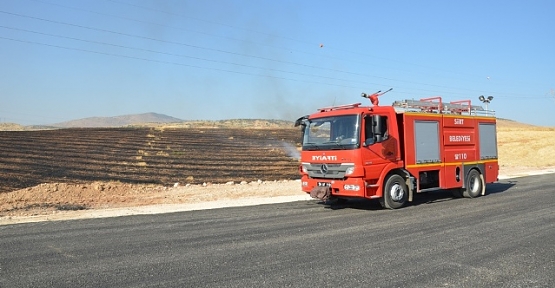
294;115;309;127
364;114;387;146
372;115;386;136
295;115;309;145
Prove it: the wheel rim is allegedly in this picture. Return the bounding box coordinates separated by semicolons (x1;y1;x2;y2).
470;175;480;193
389;183;404;202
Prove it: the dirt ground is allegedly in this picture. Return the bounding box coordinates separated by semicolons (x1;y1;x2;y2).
0;179;311;225
0;179;303;218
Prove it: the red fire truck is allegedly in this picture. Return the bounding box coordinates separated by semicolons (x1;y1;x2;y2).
295;89;498;209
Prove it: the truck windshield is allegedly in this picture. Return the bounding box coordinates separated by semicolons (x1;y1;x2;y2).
302;115;360;150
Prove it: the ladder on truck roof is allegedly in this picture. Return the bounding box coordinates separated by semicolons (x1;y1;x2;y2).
317;103;362;112
392;97;492;116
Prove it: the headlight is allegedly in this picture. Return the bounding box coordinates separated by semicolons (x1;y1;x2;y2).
345;166;355;175
302;164;308;173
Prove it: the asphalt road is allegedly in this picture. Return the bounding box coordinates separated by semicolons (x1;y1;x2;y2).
1;174;554;288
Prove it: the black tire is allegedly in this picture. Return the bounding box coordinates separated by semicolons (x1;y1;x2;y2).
462;169;483;198
380;174;408;209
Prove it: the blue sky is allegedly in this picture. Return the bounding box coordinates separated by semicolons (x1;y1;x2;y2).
1;0;554;126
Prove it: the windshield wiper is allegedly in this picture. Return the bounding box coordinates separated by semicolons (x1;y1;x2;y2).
303;142;321;150
322;141;341;145
322;141;347;150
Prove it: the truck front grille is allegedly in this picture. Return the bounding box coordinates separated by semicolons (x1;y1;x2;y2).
304;163;354;179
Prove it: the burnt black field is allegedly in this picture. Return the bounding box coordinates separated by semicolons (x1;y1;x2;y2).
0;127;301;192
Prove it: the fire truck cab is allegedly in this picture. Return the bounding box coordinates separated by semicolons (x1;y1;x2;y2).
296;91;498;209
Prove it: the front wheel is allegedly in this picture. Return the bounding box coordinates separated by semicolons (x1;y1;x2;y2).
462;169;484;198
380;174;408;209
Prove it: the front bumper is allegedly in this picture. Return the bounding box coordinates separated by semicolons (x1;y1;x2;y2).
301;176;367;199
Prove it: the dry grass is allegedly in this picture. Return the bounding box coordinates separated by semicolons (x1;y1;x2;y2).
497;123;555;168
496;119;555;168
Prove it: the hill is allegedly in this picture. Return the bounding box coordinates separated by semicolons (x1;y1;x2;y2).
51;112;183;128
0;123;27;131
137;119;295;129
496;118;537;129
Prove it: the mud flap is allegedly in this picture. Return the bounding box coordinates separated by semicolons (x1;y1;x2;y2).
310;186;331;201
481;174;486;196
406;178;413;202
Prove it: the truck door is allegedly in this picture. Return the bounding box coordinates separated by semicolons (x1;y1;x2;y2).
361;114;398;181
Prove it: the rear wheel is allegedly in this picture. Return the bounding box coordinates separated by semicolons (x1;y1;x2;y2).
462;169;483;198
380;174;408;209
